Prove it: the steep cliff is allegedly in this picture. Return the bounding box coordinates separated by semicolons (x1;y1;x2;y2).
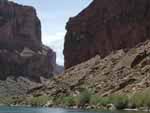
64;0;150;68
0;1;57;82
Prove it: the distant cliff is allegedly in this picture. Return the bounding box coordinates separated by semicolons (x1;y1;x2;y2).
64;0;150;69
0;1;57;82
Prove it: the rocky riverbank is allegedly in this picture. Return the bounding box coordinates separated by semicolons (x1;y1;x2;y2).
1;89;150;112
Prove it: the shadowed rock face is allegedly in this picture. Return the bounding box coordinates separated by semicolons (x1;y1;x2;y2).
64;0;150;69
0;1;41;51
0;1;57;82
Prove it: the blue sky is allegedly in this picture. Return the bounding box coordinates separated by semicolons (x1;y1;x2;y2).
9;0;92;65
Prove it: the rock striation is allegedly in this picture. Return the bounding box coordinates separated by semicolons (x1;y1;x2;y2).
0;1;57;82
64;0;150;69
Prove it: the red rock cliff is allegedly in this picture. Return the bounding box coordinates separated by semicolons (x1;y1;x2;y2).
0;1;57;81
64;0;150;69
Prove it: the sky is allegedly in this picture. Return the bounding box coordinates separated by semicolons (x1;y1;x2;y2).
9;0;92;65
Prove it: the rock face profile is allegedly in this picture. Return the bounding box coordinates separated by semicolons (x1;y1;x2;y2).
64;0;150;69
0;1;57;82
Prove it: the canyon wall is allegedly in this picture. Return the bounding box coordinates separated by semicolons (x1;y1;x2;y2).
64;0;150;68
0;1;57;82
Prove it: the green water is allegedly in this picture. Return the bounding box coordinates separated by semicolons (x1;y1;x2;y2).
0;107;143;113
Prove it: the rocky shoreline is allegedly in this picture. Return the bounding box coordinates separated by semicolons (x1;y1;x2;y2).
1;99;150;112
1;88;150;112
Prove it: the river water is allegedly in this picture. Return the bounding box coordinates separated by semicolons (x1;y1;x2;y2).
0;107;143;113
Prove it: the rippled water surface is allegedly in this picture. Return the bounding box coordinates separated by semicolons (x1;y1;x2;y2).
0;107;142;113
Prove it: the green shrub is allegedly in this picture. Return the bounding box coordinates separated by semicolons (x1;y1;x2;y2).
90;95;100;105
111;95;128;109
62;96;76;106
27;95;50;106
53;97;59;104
77;90;92;106
90;90;150;110
143;90;150;109
99;97;112;106
101;97;109;106
144;95;150;109
129;92;147;108
0;97;14;105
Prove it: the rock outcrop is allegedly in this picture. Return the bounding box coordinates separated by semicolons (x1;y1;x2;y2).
31;40;150;97
0;1;57;82
64;0;150;69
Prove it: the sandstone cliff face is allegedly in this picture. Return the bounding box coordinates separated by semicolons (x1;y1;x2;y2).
0;1;56;82
64;0;150;68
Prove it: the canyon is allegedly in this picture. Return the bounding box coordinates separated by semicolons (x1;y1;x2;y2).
30;0;150;101
0;0;150;105
0;0;61;96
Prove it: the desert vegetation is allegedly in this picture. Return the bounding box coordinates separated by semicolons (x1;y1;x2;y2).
1;89;150;111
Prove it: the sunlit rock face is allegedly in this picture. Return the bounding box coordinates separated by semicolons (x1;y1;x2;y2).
64;0;150;69
0;1;57;82
31;40;150;97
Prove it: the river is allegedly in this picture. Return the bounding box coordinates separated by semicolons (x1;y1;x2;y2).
0;107;143;113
